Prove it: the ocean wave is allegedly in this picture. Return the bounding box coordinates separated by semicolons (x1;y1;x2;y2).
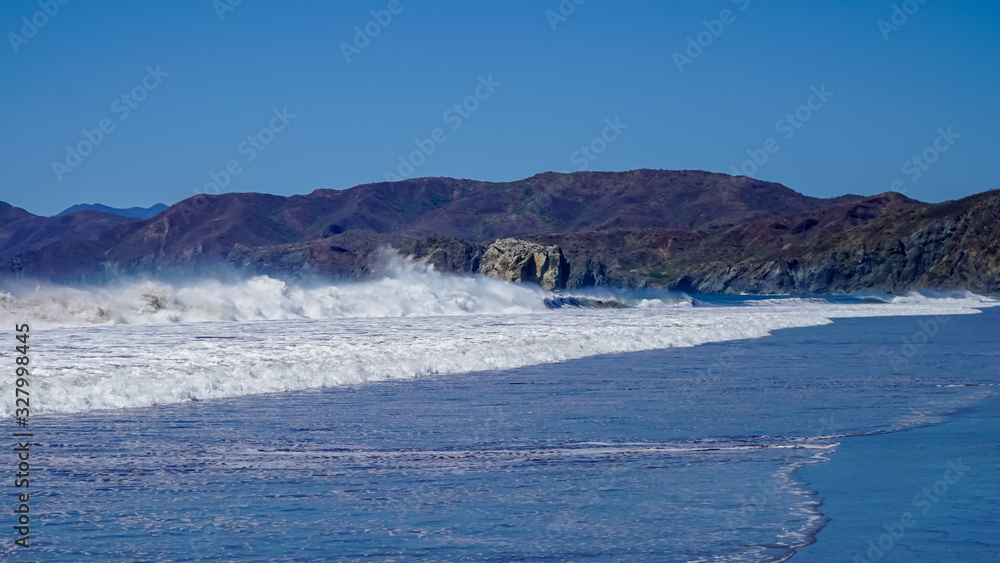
4;263;998;417
544;287;692;310
0;256;554;327
888;289;998;305
0;257;698;328
5;291;997;417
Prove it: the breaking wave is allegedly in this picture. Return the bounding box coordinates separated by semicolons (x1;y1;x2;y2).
3;253;998;417
0;256;696;328
3;285;997;417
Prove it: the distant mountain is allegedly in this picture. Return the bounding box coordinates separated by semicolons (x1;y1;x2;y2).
1;170;997;294
0;202;139;277
13;170;838;279
56;203;169;220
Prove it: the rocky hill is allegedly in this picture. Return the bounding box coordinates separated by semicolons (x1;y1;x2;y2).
536;189;1000;293
55;203;169;220
2;170;997;294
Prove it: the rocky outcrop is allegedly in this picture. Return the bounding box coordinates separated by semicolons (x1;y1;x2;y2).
570;257;616;288
394;237;484;273
478;238;570;290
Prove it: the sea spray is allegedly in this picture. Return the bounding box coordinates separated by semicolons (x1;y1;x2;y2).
0;255;693;328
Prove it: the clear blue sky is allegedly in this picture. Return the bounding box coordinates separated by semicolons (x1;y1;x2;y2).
2;0;998;216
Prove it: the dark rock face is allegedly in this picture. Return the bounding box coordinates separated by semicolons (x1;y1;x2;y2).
394;237;484;274
478;238;570;290
572;257;615;288
675;192;1000;294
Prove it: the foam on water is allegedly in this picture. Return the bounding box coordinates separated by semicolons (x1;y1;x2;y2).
0;262;695;328
0;256;559;327
745;297;835;307
2;261;997;417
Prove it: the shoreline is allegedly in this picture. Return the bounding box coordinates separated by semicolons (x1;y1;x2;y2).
791;390;1000;561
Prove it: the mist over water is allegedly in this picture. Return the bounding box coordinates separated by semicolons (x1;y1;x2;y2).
0;255;693;328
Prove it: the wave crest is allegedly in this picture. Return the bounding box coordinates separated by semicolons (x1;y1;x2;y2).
0;256;554;327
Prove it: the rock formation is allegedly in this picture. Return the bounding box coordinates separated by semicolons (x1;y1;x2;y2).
477;238;570;290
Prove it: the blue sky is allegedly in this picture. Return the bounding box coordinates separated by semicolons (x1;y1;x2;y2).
2;0;998;216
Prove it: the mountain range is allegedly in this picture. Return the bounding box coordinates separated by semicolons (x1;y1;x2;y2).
55;203;169;220
2;169;997;294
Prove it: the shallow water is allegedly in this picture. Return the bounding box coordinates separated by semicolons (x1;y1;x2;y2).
3;299;997;560
796;377;1000;562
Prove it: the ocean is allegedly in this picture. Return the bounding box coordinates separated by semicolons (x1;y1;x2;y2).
1;261;997;561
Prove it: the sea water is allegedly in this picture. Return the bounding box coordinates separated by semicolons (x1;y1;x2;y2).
0;263;997;560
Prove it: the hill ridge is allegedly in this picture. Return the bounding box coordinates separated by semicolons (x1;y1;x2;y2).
1;170;996;293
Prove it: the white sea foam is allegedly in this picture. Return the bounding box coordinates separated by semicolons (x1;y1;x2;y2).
0;257;555;327
0;262;696;328
888;289;998;305
745;297;833;307
2;263;997;417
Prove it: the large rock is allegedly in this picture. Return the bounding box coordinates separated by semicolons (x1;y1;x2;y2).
478;238;570;290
